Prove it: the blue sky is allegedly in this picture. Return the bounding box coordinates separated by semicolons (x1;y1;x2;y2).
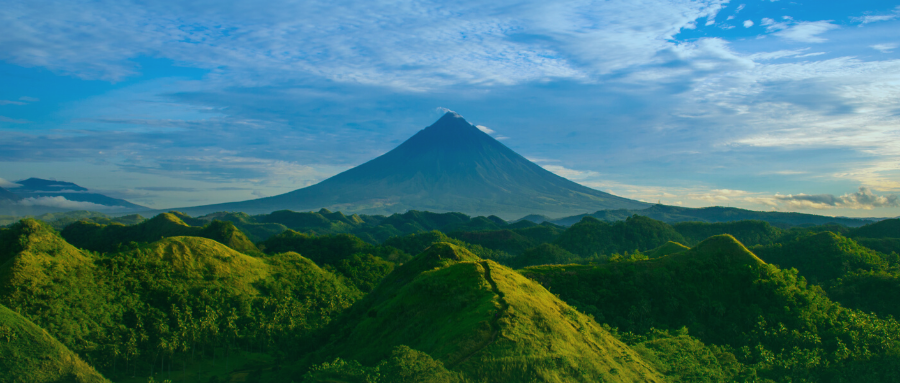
1;0;899;217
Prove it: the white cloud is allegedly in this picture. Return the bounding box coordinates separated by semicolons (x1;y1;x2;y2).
17;196;126;210
852;8;900;25
771;21;839;43
0;177;22;188
743;20;754;28
0;100;26;105
0;0;732;88
540;164;600;180
767;188;899;210
476;125;495;134
872;43;898;53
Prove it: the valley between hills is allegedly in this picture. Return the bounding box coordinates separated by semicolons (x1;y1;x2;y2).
2;208;900;383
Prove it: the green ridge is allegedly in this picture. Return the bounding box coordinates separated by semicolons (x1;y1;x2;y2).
61;212;259;254
645;241;689;259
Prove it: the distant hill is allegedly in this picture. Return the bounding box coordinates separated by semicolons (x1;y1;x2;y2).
166;112;649;219
539;204;879;228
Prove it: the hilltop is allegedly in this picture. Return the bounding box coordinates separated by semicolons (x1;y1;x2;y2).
288;243;665;382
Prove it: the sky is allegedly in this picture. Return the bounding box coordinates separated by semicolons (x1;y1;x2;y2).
1;0;899;218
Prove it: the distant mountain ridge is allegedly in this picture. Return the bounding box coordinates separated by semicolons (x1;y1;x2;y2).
536;204;880;228
0;178;146;216
167;112;649;218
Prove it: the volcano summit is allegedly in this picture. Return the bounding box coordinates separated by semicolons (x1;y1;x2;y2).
171;112;648;218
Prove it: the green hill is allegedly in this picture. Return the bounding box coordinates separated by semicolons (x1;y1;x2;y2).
382;230;513;264
754;231;889;284
672;220;782;247
0;304;108;383
61;212;259;254
0;219;118;359
449;229;534;255
520;235;900;381
850;218;900;239
644;241;689;259
1;218;361;381
553;215;685;257
449;224;565;257
849;218;900;256
292;243;665;383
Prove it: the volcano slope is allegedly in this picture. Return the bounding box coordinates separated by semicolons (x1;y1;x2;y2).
289;243;664;383
169;112;648;218
520;235;900;381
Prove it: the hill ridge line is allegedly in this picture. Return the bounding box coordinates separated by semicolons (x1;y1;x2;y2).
448;261;510;368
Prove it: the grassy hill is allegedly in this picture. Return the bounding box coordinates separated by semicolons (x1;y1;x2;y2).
645;241;689;259
520;235;900;381
672;220;782;247
0;304;109;383
289;243;665;382
850;218;900;239
61;212;259;254
553;215;685;257
0;218;361;381
754;231;889;285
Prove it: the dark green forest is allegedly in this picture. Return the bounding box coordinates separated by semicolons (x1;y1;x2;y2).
1;209;899;382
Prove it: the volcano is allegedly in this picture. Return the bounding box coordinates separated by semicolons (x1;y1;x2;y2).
170;112;648;218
